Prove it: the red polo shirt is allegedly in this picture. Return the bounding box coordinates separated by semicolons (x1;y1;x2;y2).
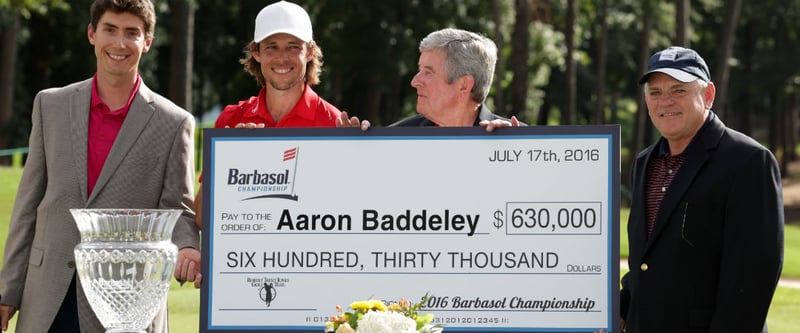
198;85;341;183
87;74;141;195
214;85;341;128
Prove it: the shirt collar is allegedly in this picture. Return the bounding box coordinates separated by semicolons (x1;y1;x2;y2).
90;73;142;112
258;84;320;122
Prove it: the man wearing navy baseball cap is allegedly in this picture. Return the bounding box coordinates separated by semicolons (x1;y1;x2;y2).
618;46;784;333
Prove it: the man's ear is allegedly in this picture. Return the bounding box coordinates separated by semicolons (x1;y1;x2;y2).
142;36;153;53
704;81;717;110
251;42;262;63
87;23;96;45
304;42;315;63
460;75;475;95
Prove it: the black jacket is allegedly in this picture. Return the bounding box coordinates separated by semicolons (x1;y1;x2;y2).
621;112;783;333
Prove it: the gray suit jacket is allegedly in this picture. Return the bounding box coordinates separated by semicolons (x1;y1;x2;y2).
0;78;200;332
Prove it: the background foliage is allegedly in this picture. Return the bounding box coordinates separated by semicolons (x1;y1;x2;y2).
2;1;799;181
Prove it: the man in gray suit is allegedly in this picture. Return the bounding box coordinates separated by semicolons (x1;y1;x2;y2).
0;0;201;332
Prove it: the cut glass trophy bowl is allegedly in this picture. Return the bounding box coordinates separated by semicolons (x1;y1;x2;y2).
70;209;181;333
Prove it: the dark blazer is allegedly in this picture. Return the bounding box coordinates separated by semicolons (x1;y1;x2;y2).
0;78;199;332
389;104;515;126
621;112;783;333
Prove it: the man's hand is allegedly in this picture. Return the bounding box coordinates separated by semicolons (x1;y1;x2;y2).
479;116;520;132
336;111;371;131
175;247;203;288
0;304;17;332
225;122;265;129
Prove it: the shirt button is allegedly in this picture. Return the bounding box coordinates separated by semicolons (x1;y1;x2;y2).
68;261;76;269
668;169;673;174
661;187;666;192
640;263;648;272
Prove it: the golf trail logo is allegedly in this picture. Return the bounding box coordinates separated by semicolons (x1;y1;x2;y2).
246;276;289;307
259;282;277;307
227;147;300;201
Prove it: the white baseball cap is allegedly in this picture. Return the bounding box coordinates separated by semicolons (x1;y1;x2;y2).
254;1;313;43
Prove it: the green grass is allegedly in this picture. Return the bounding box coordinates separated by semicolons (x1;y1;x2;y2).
785;226;800;277
768;286;800;332
167;280;201;332
1;166;798;332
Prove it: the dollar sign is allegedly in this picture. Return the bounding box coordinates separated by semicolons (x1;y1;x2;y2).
493;210;504;229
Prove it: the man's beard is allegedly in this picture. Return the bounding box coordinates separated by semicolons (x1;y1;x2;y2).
267;73;305;91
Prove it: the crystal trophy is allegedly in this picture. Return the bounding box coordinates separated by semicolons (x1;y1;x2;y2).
70;209;181;333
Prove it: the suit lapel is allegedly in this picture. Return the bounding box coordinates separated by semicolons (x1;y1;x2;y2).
69;79;93;203
630;148;654;254
87;83;155;205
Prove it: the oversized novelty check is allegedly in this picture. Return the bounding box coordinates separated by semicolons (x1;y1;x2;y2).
200;126;621;333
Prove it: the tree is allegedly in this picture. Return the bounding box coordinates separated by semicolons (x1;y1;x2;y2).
632;0;654;157
0;11;19;164
711;0;741;121
492;0;507;116
561;0;576;125
168;0;195;114
675;0;689;47
508;0;531;118
593;0;609;124
0;1;69;165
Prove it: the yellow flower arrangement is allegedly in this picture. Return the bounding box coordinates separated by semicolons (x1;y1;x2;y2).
325;294;443;333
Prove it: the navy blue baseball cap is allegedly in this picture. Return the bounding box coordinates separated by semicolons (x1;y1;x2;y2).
639;46;711;84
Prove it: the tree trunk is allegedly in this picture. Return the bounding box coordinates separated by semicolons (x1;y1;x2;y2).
632;0;653;157
0;13;19;165
363;77;382;128
769;94;779;152
610;92;619;124
779;94;788;174
169;0;195;113
792;92;799;162
675;0;690;47
593;0;608;124
713;0;742;120
788;92;798;163
492;0;505;116
508;0;531;118
738;21;754;135
538;95;551;125
562;0;576;125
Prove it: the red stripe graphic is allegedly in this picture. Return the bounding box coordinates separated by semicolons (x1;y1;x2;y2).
283;147;297;161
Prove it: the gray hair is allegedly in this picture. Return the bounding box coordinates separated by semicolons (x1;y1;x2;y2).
419;28;497;103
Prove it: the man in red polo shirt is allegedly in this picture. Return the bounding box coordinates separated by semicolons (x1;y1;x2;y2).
181;1;361;286
213;1;340;129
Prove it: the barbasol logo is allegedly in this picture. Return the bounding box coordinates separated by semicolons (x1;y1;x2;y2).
227;169;290;185
230;147;300;201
